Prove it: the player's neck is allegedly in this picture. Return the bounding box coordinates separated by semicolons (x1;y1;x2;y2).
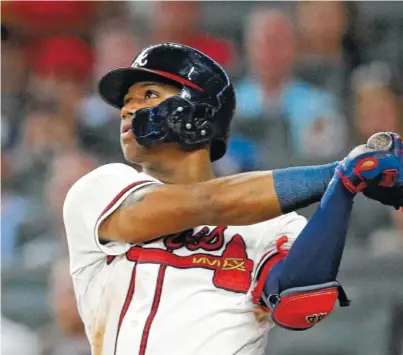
142;149;215;184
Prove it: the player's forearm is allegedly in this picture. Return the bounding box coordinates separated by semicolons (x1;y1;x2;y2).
106;171;283;242
107;174;280;240
202;171;282;225
203;162;338;226
136;163;338;230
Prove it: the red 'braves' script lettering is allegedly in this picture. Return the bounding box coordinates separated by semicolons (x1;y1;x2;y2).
164;226;227;251
125;234;254;293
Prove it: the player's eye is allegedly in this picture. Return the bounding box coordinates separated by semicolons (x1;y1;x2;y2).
144;90;158;100
123;97;132;105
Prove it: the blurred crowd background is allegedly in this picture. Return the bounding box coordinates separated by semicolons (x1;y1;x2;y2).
1;1;403;355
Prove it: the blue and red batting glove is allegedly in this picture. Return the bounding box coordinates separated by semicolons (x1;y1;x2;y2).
336;133;403;208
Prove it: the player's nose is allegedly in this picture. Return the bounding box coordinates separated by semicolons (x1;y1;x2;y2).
120;106;135;121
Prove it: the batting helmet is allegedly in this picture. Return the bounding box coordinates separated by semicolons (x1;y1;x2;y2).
98;42;236;161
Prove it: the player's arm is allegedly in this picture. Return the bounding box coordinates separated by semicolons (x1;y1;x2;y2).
251;134;403;330
99;163;337;243
101;133;403;245
252;174;352;331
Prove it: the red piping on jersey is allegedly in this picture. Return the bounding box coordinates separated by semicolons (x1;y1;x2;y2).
139;264;168;355
98;179;152;354
96;179;154;262
251;236;290;312
113;264;137;355
97;180;154;222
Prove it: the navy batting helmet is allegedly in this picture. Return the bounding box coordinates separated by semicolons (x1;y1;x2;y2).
98;42;236;161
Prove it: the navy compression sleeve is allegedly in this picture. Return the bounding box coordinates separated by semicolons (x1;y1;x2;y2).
264;176;354;297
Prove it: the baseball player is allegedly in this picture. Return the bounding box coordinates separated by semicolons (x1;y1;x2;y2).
63;43;403;355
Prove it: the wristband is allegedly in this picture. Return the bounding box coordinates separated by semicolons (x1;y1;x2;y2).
273;162;338;213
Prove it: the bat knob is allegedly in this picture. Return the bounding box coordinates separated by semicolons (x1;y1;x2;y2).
366;132;394;151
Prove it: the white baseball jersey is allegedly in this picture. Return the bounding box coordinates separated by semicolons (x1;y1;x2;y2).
63;163;307;355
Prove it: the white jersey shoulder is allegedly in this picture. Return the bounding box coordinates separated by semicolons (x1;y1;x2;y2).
258;212;307;250
63;163;159;278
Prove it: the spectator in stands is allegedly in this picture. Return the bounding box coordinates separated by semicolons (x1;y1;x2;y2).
149;1;235;69
1;31;28;97
24;35;120;160
1;1;98;37
213;133;260;177
348;62;402;245
14;151;98;269
80;21;141;161
1;153;29;264
45;151;99;242
1;31;30;152
351;61;402;142
296;1;348;64
236;9;347;160
92;21;140;89
40;257;90;355
294;1;357;93
7;105;79;198
2;105;79;265
26;36;94;121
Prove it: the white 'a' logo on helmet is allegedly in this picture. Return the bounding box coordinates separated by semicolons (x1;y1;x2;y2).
132;51;148;67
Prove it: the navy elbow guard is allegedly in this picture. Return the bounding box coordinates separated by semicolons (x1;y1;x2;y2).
264;281;350;331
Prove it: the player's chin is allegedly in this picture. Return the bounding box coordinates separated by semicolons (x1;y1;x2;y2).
121;139;140;163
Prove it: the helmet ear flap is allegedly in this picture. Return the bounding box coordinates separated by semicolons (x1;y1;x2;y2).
166;98;214;148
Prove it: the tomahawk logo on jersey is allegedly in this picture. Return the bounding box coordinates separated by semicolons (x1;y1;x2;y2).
64;163;306;355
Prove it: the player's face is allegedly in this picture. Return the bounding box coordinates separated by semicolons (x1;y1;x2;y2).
120;81;181;163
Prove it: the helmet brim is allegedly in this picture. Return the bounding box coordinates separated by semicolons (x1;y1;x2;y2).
99;67;203;109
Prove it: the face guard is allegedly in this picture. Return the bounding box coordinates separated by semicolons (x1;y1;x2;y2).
132;96;215;150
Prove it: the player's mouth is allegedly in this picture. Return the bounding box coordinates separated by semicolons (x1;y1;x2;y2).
121;123;134;139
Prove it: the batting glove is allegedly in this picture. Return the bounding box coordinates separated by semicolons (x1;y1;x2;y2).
335;133;403;206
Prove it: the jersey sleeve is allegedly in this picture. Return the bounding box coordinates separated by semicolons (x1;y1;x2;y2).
259;212;307;254
252;212;307;286
63;163;159;277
